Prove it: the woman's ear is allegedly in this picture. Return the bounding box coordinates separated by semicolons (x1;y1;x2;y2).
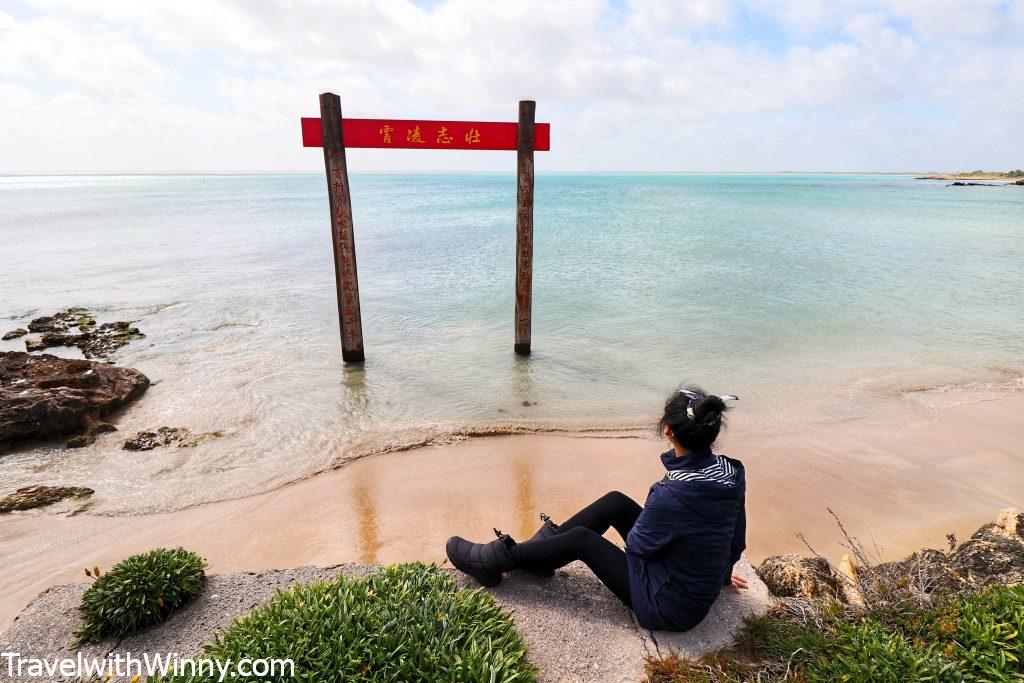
664;424;675;441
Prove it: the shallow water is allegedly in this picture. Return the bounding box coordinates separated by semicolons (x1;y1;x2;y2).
1;173;1022;513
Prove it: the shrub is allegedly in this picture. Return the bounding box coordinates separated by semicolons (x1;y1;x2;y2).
74;547;206;645
157;562;536;682
645;585;1024;682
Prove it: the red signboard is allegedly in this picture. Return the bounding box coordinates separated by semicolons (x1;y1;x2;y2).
301;117;550;151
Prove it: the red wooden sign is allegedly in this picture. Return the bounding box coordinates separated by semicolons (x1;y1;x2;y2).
301;117;550;151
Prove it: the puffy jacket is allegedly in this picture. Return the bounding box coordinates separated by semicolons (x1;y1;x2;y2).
625;449;746;631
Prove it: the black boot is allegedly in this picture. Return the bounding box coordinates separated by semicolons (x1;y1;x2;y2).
525;514;560;578
445;529;517;587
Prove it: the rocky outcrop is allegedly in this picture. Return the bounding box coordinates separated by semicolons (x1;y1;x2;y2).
866;509;1024;596
2;329;27;341
757;508;1024;603
0;352;149;449
0;486;94;513
947;181;1002;187
755;555;839;601
19;308;143;360
122;427;222;451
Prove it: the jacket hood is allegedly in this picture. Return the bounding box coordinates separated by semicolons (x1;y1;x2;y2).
659;449;741;497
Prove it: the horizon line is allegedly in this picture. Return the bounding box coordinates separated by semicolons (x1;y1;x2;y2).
0;170;950;177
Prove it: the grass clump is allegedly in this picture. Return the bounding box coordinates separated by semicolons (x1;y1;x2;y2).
157;562;537;682
645;584;1024;682
74;547;206;645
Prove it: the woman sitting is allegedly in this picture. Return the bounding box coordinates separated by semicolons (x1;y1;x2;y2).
445;387;747;632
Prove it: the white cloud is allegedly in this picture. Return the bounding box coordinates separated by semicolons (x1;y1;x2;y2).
1;0;1021;172
0;14;165;99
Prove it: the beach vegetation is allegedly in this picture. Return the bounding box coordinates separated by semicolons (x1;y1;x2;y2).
155;562;536;682
73;547;206;645
644;584;1024;682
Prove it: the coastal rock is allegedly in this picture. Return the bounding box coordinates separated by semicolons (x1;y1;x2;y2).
122;426;221;451
755;555;839;600
948;181;1001;187
27;308;94;334
0;485;93;513
2;329;27;340
866;548;964;596
22;308;144;360
847;508;1024;599
0;351;149;449
994;507;1023;539
949;520;1024;587
65;422;117;449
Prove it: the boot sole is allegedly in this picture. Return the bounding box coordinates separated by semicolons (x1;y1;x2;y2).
446;537;502;588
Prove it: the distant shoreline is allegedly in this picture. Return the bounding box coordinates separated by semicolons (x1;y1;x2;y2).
916;172;1024;184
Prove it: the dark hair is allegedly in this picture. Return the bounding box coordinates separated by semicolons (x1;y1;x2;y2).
658;386;729;452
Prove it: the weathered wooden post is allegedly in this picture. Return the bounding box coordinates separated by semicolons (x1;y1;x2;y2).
319;92;365;362
514;100;536;356
302;98;548;360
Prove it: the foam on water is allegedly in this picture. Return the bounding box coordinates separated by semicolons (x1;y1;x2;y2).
1;173;1022;513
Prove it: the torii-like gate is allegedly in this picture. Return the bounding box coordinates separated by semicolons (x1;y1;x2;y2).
301;93;551;362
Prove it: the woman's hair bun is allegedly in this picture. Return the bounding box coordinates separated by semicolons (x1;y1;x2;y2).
692;395;724;421
658;386;732;451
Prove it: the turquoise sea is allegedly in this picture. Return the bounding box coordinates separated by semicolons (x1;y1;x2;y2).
1;173;1022;512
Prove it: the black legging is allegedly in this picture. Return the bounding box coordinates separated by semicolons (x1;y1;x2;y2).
509;491;641;606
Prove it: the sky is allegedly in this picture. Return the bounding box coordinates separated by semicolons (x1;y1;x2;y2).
1;0;1022;173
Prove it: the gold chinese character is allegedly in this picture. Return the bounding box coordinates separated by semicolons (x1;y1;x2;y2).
379;125;393;144
436;126;453;144
465;128;481;144
407;126;425;144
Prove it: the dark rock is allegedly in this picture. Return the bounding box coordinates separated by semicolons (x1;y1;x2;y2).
947;181;1001;187
66;421;119;448
755;555;839;600
22;309;143;360
2;328;27;340
123;426;221;451
65;433;95;448
950;521;1024;587
0;351;149;449
0;485;94;513
27;308;94;334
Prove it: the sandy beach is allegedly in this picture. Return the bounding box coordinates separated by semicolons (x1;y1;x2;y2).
2;383;1021;630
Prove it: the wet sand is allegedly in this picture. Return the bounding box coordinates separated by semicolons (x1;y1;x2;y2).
1;389;1022;630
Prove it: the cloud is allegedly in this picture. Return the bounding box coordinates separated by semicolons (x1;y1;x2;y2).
0;14;165;99
1;0;1021;172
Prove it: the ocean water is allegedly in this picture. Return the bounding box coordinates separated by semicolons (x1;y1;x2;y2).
1;173;1022;513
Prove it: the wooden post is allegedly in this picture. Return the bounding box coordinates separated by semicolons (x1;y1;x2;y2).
319;92;365;362
514;100;536;355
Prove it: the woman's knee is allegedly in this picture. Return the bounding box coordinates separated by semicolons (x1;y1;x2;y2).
600;490;638;510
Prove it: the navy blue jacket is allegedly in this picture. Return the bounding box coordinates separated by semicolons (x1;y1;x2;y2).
625;450;746;631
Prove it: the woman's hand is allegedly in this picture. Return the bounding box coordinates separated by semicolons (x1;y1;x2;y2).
724;574;748;594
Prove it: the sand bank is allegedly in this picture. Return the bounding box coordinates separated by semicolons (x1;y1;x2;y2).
1;388;1022;630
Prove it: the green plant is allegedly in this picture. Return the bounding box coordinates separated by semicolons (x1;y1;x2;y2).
644;585;1024;682
157;562;536;682
74;547;206;645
